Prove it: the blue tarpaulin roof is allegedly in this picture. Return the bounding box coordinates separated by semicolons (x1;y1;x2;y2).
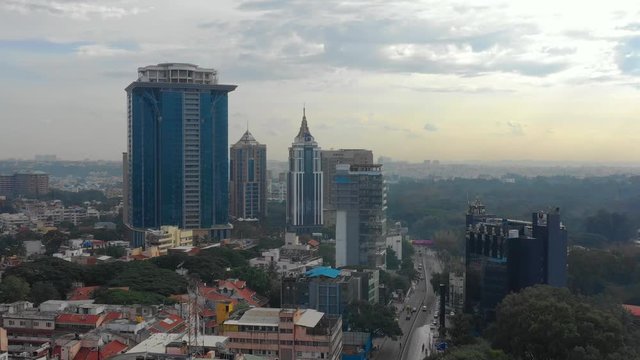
305;266;341;278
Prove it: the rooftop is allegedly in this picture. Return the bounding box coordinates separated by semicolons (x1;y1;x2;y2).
305;266;341;279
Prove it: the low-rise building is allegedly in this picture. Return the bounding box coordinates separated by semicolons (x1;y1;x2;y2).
2;311;56;346
222;307;342;360
146;227;194;255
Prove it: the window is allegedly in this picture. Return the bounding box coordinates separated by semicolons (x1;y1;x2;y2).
33;322;39;326
8;320;14;326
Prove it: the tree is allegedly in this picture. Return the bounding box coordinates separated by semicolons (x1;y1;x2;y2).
345;301;402;337
0;276;30;302
29;282;60;305
386;246;401;270
586;210;635;243
0;235;26;256
489;285;637;360
94;288;172;305
430;272;449;296
427;340;508;360
42;230;69;255
449;313;475;346
94;246;126;258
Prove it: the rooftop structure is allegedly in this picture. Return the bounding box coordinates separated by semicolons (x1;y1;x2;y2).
137;63;218;84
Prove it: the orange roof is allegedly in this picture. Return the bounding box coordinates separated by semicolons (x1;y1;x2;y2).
308;239;320;247
623;304;640;317
130;254;148;261
56;313;104;327
68;286;100;300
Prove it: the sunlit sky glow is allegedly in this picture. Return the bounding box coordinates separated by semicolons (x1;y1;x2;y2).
1;0;640;162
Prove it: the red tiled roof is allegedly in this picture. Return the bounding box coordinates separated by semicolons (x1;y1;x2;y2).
308;239;319;247
149;314;186;333
623;304;640;317
56;313;104;327
217;279;263;307
103;312;122;323
73;340;128;360
68;286;100;300
130;254;148;261
201;308;216;317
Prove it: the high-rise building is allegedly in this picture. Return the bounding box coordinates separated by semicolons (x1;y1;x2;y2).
321;149;373;227
123;63;236;246
287;109;323;234
334;164;387;268
229;130;267;220
0;172;49;197
464;201;568;320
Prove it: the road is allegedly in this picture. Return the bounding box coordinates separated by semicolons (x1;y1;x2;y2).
373;249;442;360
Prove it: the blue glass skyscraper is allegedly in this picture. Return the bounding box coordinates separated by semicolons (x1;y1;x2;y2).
123;63;236;246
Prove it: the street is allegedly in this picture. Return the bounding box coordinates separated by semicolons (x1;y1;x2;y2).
373;248;442;360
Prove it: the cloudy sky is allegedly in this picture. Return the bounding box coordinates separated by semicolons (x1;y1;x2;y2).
1;0;640;162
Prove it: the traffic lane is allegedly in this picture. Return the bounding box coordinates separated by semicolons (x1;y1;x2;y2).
401;251;436;359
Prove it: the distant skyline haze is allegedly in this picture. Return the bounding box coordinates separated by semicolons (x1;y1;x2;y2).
1;0;640;162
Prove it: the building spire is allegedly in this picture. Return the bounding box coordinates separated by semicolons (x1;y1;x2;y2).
295;106;314;143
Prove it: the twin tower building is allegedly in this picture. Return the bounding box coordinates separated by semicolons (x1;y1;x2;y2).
123;63;387;268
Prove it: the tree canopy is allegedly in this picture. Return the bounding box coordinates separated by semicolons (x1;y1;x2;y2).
345;301;402;337
489;285;640;360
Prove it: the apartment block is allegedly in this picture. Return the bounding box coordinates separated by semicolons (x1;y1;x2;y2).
222;308;342;360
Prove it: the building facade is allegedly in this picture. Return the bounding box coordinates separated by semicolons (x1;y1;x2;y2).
123;63;236;246
287;109;323;235
281;267;380;318
222;307;342;360
320;149;373;226
464;201;568;320
0;172;49;198
334;164;387;268
229;131;267;220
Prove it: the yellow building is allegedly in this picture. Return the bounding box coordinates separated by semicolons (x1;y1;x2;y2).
145;226;194;255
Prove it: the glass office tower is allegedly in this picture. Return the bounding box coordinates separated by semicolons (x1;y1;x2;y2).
124;63;236;246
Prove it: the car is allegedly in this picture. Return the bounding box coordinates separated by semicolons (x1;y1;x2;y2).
412;307;417;313
422;305;427;312
432;319;438;325
450;311;455;316
406;314;411;320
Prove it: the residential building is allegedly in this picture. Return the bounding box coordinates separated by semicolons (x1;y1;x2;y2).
229;130;267;220
464;201;568;320
0;172;49;198
334;164;387;268
320;149;373;226
123;63;236;247
287;108;323;235
249;238;323;276
2;311;56;346
222;307;342;360
145;226;194;255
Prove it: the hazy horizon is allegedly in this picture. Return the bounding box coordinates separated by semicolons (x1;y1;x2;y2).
2;1;640;162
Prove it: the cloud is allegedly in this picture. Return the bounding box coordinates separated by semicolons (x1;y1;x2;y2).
424;123;438;132
2;0;145;19
506;121;525;136
75;44;132;57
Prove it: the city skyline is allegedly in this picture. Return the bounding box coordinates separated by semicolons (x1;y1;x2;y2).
2;1;640;162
